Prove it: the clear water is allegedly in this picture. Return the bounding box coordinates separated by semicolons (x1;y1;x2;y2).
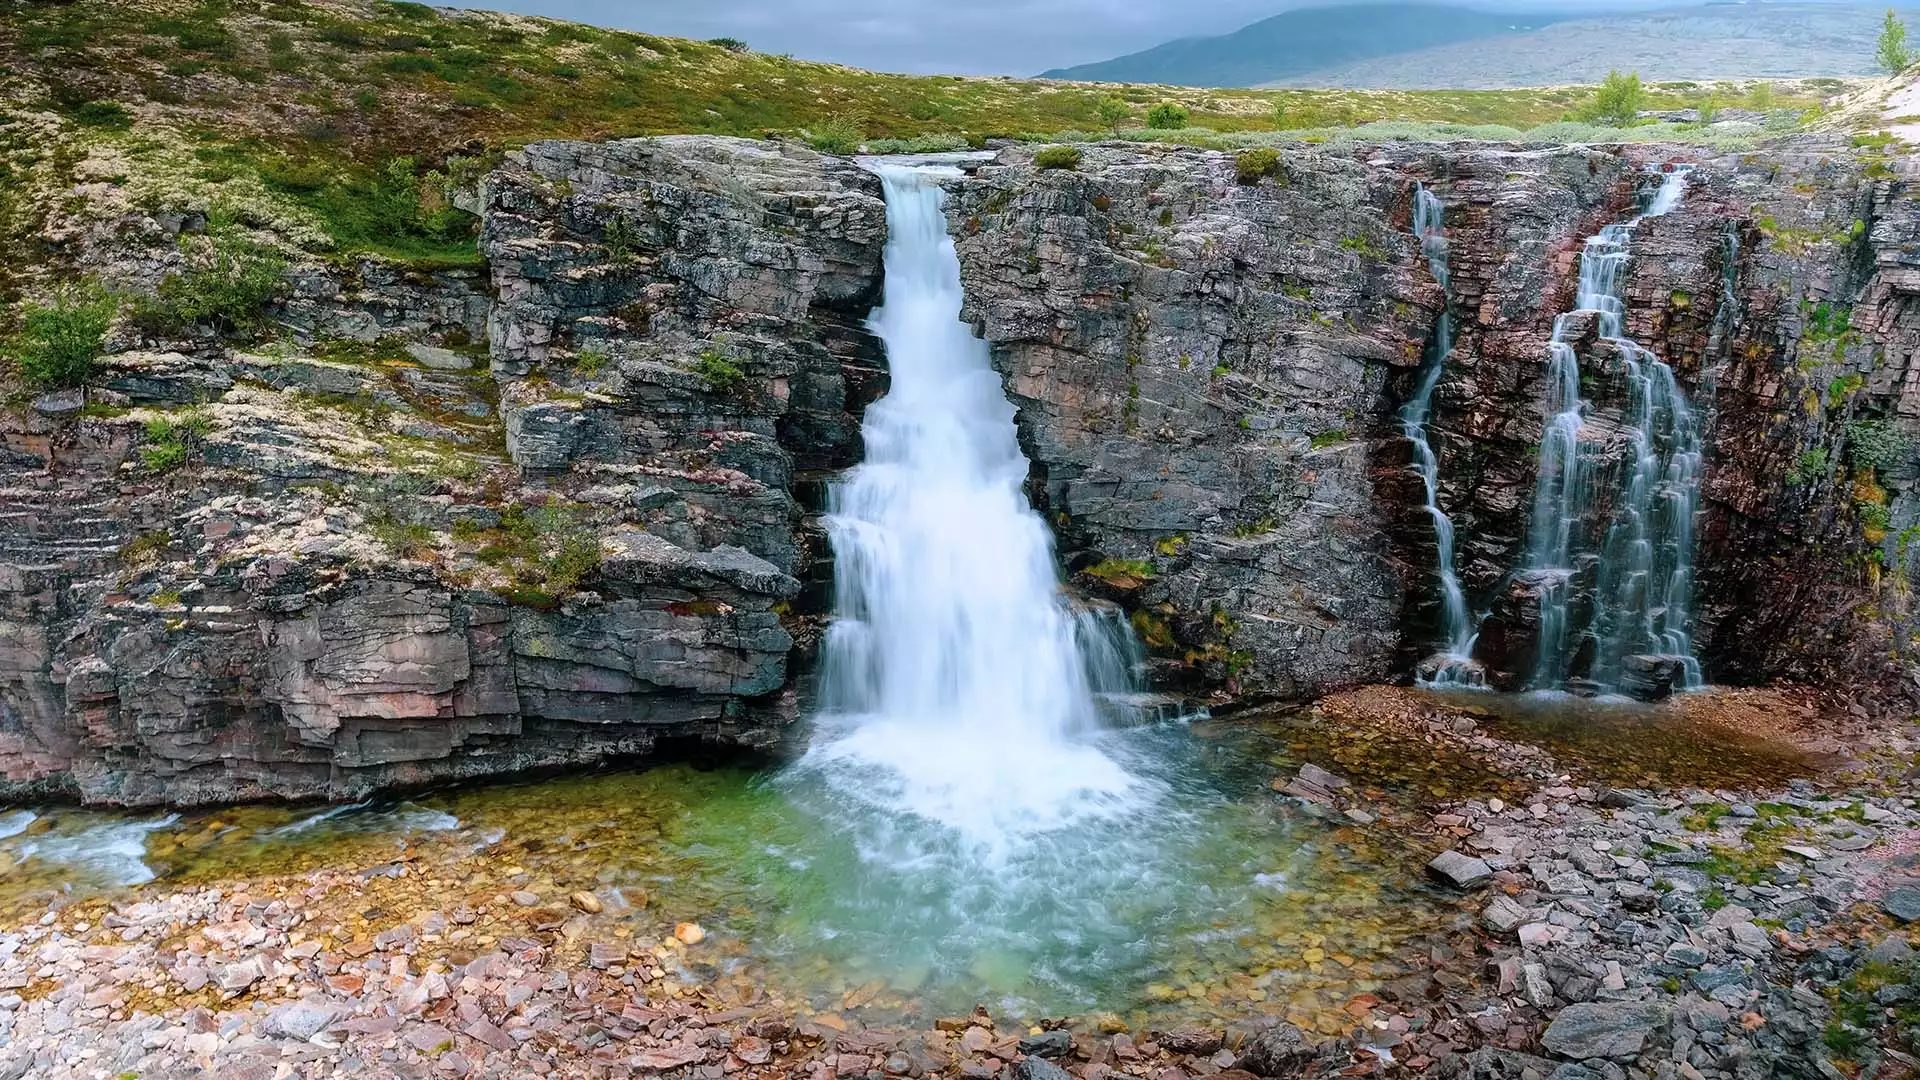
1522;166;1705;694
0;718;1448;1026
1403;185;1477;685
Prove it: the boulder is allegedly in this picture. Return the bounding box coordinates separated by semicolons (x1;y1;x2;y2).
1540;1002;1668;1061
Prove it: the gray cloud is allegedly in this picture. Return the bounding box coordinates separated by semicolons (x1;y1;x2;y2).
472;0;1288;75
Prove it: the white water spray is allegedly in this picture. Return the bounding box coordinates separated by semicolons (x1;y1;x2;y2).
1404;186;1476;684
1522;166;1704;694
800;163;1151;859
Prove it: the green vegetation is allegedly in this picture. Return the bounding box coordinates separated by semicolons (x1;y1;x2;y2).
132;228;286;338
139;407;213;473
1879;8;1913;74
1145;102;1191;130
482;499;604;601
1787;447;1830;486
1082;557;1155;588
1309;428;1348;449
1584;69;1646;126
1234;148;1282;185
1847;418;1910;475
1033;145;1083;170
695;349;745;394
805;115;865;155
1096;96;1131;133
5;284;115;388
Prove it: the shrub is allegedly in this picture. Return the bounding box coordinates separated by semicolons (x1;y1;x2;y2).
1235;148;1282;185
1847;418;1910;474
139;408;213;473
1033;145;1083;171
1096;96;1131;133
73;100;133;130
6;284;115;388
135;235;286;337
707;37;750;53
1145;102;1190;130
806;115;864;155
696;349;745;394
1584;70;1646;126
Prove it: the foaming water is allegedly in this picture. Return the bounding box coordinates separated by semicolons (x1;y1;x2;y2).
1522;166;1704;695
14;815;179;886
1403;185;1478;686
796;162;1153;858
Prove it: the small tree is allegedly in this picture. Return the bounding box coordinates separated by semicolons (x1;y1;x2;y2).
1095;96;1131;134
1145;101;1190;130
1586;69;1645;127
1879;8;1913;74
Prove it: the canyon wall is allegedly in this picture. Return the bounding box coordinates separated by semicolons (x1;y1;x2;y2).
2;132;1916;804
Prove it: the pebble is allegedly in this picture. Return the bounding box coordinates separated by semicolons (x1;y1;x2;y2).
569;891;603;914
674;922;706;945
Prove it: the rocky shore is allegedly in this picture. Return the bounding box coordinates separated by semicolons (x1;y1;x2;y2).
2;687;1914;1080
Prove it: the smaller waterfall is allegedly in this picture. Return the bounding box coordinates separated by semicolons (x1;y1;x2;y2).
1522;166;1704;696
1402;186;1477;685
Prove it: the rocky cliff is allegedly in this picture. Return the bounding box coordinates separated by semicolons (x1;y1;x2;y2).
3;131;1917;804
948;137;1920;704
0;136;883;805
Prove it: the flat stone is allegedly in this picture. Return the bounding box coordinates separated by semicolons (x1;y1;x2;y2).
1017;1030;1073;1059
1482;894;1530;934
1664;942;1708;966
407;343;473;370
1428;850;1495;889
1882;887;1920;923
1540;1002;1668;1060
265;1000;340;1042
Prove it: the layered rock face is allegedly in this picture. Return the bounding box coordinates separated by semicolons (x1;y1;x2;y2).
3;130;1916;804
0;137;883;805
947;138;1920;702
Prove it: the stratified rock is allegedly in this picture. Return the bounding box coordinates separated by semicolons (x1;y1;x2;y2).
1429;849;1495;889
1016;1030;1073;1059
1540;1002;1669;1060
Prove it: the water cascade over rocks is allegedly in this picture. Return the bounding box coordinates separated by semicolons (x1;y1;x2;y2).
799;162;1152;854
1517;167;1705;698
1403;185;1479;686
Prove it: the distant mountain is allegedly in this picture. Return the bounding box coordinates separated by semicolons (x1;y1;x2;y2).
1037;3;1567;87
1262;3;1919;87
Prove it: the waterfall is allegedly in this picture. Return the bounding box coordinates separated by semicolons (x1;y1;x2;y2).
1403;185;1477;685
800;162;1152;858
1521;166;1704;696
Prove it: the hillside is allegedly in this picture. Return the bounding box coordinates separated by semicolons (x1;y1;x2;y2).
1039;3;1565;87
1048;1;1915;89
1266;3;1920;87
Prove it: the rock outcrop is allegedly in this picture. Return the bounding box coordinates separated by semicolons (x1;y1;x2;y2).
948;137;1920;703
4;130;1918;803
0;136;883;805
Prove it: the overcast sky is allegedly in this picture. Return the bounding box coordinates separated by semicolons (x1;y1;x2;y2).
474;1;1683;77
475;0;1354;75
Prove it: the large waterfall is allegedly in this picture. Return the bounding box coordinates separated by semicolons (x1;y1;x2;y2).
801;162;1150;855
1521;167;1704;696
1403;186;1476;683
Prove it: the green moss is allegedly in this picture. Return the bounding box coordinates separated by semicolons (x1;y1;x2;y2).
1082;557;1155;587
1309;429;1347;450
1033;145;1083;171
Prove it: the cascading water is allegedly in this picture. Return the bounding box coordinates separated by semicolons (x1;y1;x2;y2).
1403;185;1477;684
1521;166;1704;696
800;161;1152;854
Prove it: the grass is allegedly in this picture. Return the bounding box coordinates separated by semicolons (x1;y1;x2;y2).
139;407;213;473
